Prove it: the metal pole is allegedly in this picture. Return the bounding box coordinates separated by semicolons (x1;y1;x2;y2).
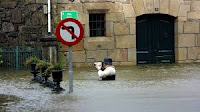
68;46;73;93
16;46;19;70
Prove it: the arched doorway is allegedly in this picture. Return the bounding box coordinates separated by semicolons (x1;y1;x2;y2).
136;14;175;64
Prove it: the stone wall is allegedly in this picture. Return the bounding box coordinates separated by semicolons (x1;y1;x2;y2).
1;0;200;66
0;0;48;46
55;0;200;66
175;0;200;63
56;0;137;67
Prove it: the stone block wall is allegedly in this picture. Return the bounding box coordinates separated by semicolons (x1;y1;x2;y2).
175;0;200;63
55;0;200;66
55;1;137;66
22;0;200;66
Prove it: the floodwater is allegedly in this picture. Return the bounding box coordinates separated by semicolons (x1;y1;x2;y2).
0;63;200;112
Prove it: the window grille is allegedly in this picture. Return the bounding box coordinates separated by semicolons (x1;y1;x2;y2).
89;14;105;37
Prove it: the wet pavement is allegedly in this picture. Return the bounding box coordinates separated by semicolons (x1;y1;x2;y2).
0;63;200;112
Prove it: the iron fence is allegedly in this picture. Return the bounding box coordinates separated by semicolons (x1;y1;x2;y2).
0;46;42;70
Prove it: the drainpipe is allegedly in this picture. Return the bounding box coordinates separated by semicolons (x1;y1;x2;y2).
48;0;52;62
48;0;51;33
47;0;56;63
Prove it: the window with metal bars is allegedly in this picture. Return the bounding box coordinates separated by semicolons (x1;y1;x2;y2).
89;13;105;37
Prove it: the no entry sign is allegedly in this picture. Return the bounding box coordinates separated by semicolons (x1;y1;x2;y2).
56;18;84;46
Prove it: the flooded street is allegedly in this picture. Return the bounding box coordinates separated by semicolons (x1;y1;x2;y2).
1;64;200;112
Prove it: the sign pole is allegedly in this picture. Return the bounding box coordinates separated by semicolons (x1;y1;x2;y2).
68;46;73;93
56;18;84;93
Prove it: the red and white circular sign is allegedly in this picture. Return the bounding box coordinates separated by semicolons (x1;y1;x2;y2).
56;18;84;46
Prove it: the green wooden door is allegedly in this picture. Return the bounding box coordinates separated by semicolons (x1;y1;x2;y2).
136;14;175;64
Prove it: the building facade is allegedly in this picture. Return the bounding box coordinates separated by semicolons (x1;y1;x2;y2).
0;0;200;67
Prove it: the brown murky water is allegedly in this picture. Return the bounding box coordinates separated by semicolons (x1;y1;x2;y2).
0;63;200;112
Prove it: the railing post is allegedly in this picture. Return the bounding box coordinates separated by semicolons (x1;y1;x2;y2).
16;46;19;70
